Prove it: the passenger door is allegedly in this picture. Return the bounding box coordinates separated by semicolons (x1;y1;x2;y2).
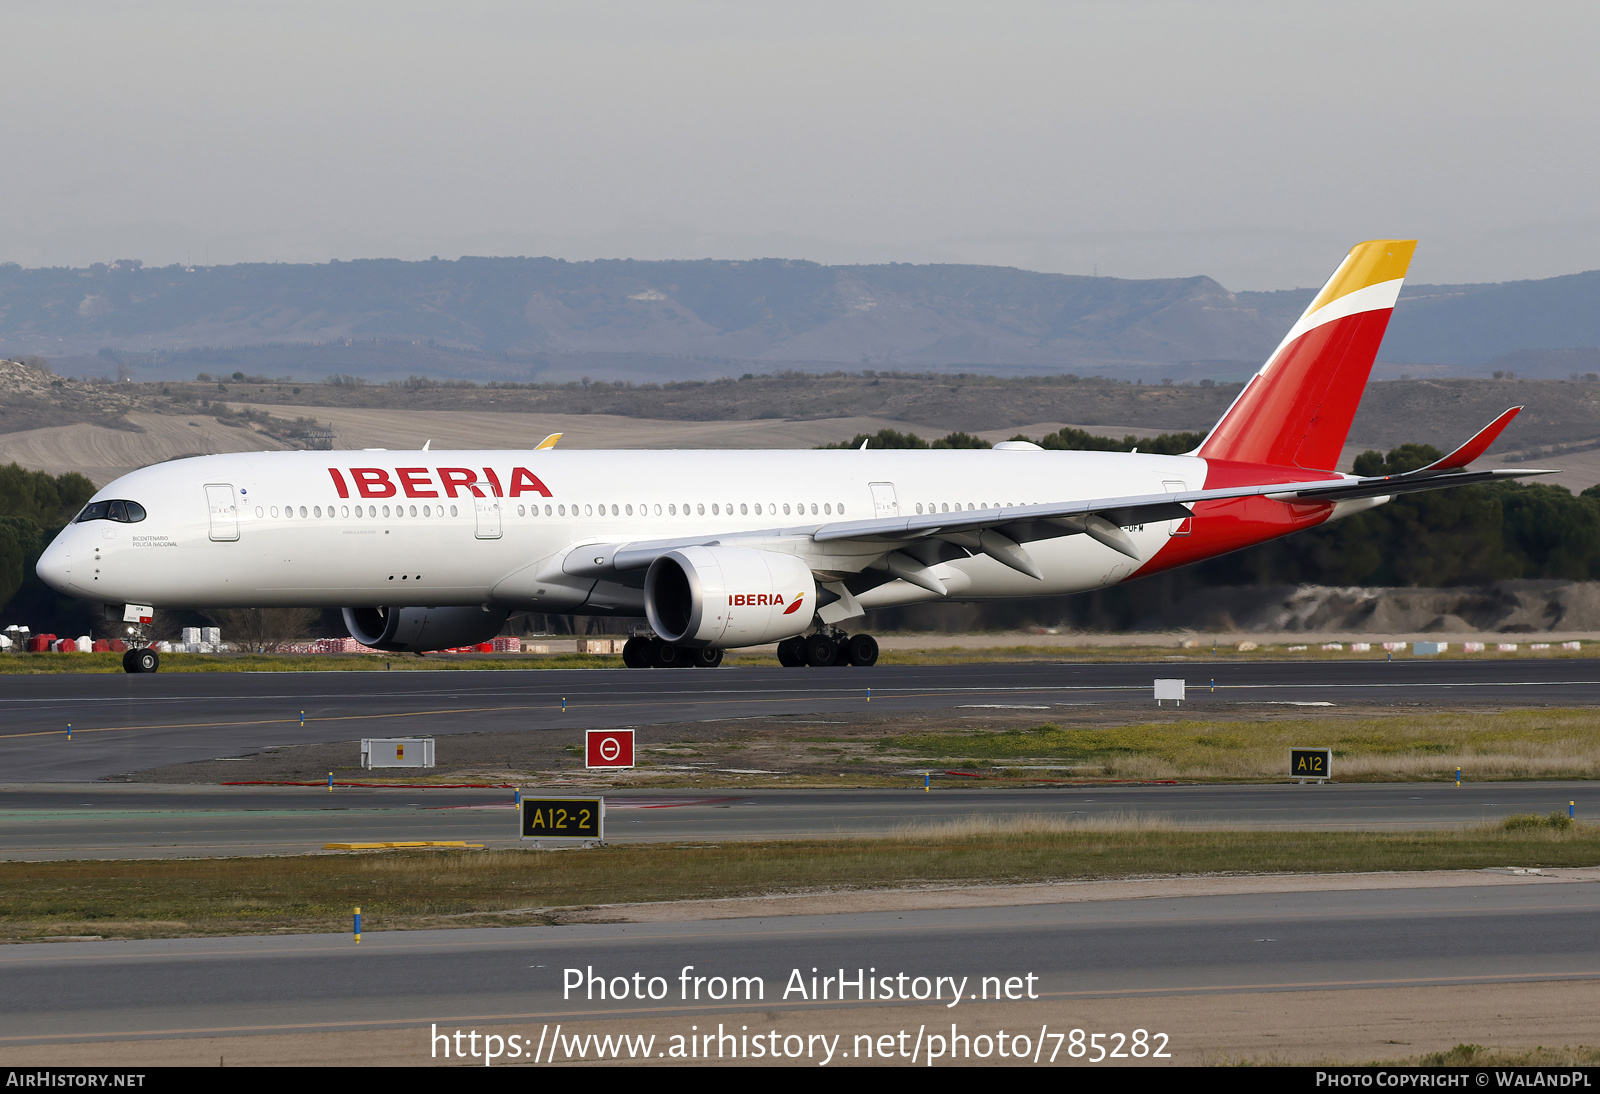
475;494;503;539
1162;480;1192;536
205;484;239;541
869;482;899;519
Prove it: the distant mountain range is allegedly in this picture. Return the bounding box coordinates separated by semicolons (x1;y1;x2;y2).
2;256;1596;384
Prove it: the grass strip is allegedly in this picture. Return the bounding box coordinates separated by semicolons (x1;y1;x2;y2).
0;652;627;673
1225;1044;1600;1067
3;820;1595;941
1;644;1592;672
1409;1044;1600;1066
886;709;1600;781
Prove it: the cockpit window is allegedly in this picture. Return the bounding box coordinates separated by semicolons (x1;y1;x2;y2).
74;500;146;524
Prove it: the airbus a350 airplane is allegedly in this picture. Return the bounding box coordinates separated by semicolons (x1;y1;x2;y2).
37;240;1554;672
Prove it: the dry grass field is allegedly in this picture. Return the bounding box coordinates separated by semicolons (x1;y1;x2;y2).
0;402;1181;486
0;411;294;486
122;702;1600;789
1;818;1594;942
886;708;1600;782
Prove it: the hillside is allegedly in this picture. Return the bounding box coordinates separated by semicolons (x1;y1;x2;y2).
0;258;1277;382
5;356;1600;493
7;359;1600;450
4;256;1595;386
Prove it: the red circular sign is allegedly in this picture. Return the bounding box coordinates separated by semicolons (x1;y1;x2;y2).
586;729;635;768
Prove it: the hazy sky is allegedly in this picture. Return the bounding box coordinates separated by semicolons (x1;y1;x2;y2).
4;1;1596;289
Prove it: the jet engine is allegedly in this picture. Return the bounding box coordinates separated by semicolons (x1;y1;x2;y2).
644;547;816;648
342;606;510;653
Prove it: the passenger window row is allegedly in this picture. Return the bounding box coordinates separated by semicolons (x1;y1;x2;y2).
915;502;1016;514
248;501;855;521
255;505;462;519
512;502;846;518
87;496;1022;530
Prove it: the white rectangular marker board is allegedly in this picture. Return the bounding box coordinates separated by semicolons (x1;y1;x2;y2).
361;737;436;768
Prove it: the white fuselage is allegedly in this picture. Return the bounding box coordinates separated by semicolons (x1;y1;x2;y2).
38;447;1209;618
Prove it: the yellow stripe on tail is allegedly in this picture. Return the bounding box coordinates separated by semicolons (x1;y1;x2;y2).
1307;239;1417;315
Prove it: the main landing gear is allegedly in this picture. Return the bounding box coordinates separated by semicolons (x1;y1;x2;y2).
121;647;160;674
621;635;724;669
776;631;878;667
618;631;880;668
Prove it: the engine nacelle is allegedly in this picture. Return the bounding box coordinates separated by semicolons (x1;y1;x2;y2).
645;547;816;649
342;605;510;653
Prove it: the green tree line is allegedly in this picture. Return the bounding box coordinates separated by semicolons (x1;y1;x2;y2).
0;464;96;630
820;432;1600;604
1015;448;1600;634
821;426;1206;454
1190;444;1600;588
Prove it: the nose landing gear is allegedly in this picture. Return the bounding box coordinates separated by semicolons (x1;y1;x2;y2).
120;614;160;673
121;647;160;674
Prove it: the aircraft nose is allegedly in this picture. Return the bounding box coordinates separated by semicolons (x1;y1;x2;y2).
35;535;73;593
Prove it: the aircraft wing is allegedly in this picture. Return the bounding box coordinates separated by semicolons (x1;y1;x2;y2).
563;489;1244;578
562;460;1555;581
813;463;1555;554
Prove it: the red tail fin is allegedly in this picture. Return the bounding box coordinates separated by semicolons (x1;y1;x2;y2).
1199;240;1416;471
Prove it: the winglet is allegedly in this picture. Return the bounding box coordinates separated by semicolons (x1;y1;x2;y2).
422;439;431;451
1417;407;1521;473
535;433;563;450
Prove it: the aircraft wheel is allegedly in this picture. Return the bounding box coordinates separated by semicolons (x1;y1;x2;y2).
121;648;138;673
652;640;687;668
845;633;879;667
692;647;723;668
129;647;160;673
622;636;653;668
776;636;806;667
803;634;840;667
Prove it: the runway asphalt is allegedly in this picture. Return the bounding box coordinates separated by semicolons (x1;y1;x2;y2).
1;782;1594;860
4;658;1599;782
4;663;1596;1064
3;880;1597;1056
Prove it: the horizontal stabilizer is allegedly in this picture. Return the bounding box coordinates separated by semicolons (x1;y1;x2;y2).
1275;466;1556;505
1271;406;1546;503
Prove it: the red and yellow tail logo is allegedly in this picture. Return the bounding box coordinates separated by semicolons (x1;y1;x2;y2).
782;593;806;616
1200;239;1416;472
